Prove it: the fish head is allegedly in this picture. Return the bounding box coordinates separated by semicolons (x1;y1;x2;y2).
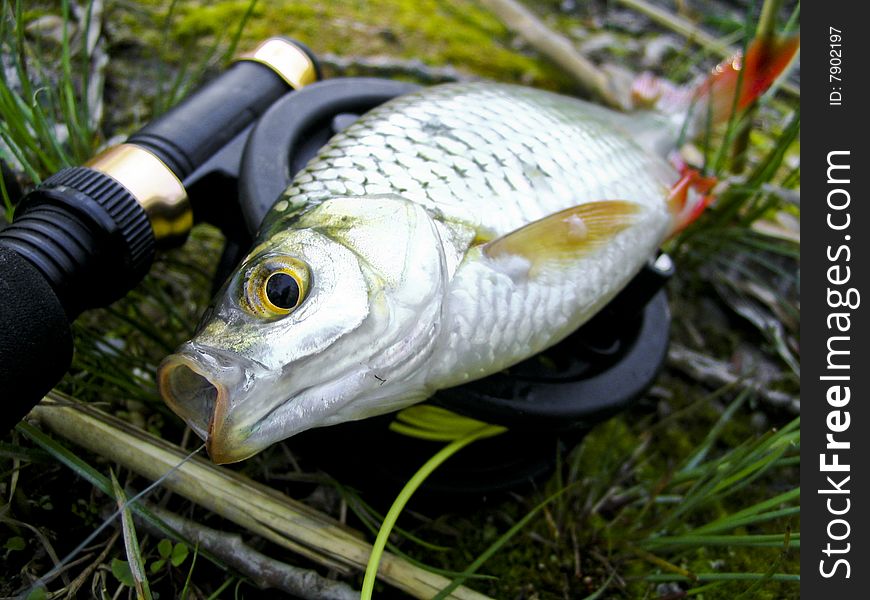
158;195;448;463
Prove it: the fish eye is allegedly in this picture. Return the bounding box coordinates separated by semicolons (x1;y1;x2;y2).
243;257;310;318
264;272;301;311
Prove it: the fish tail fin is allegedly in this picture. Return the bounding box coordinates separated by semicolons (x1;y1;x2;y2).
631;34;799;128
667;159;717;236
696;34;800;125
663;33;797;235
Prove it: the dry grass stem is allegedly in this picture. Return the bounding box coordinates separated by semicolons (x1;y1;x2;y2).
479;0;624;107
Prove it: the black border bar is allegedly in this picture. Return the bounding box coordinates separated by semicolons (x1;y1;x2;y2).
802;2;868;596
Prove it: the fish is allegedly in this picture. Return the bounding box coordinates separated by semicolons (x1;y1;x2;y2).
158;35;798;463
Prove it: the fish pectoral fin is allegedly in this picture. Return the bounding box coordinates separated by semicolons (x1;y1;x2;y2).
483;200;642;271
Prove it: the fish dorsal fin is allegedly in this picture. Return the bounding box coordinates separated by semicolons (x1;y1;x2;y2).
483;200;641;273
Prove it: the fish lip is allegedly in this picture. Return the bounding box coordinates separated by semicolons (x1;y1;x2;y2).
158;352;221;442
158;343;267;464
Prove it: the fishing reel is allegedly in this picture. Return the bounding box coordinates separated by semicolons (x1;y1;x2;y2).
0;40;672;497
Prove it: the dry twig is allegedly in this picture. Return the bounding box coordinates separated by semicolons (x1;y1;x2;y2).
612;0;799;97
64;531;120;600
134;504;359;600
478;0;625;107
667;343;799;413
30;394;493;600
320;53;471;83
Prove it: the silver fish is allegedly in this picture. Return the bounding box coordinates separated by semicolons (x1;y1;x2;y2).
158;38;797;462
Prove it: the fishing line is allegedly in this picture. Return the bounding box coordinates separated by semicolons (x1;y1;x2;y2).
18;441;205;598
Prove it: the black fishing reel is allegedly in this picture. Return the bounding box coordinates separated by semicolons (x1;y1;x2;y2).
0;42;671;498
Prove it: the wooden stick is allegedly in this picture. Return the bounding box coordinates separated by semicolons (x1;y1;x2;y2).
135;504;359;600
31;393;493;600
478;0;625;108
614;0;734;55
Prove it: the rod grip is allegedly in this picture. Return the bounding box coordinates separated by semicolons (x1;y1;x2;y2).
128;38;320;180
0;246;73;429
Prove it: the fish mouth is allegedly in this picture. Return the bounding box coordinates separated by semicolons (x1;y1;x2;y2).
158;344;270;464
159;344;370;464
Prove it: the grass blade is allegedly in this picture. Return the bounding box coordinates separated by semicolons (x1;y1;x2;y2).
110;470;154;600
360;425;504;599
29;394;494;600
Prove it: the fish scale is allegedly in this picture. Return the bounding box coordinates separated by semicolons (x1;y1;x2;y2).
267;82;675;237
163;84;684;461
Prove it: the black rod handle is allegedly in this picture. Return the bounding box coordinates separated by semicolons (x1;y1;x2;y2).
0;246;73;428
129;38;320;180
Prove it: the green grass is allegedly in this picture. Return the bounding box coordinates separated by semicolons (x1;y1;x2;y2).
1;0;799;598
0;0;100;218
418;389;798;599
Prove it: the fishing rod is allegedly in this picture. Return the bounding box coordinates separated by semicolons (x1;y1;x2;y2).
0;37;320;427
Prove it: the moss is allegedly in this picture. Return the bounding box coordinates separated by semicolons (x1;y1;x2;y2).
172;0;264;40
146;0;574;89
